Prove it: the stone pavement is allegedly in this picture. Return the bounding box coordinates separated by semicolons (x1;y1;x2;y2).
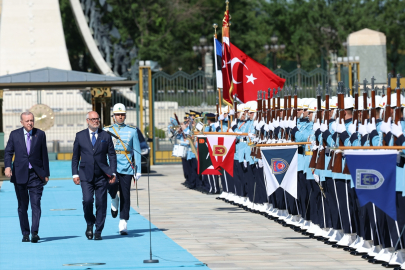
130;164;383;270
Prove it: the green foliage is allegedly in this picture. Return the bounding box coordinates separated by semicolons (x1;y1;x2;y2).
145;126;166;139
61;0;405;75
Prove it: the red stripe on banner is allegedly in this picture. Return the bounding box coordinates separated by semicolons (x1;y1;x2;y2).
218;137;224;164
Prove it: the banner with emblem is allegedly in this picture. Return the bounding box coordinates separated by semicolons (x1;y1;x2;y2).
345;150;397;221
197;136;222;175
205;135;236;176
261;146;298;199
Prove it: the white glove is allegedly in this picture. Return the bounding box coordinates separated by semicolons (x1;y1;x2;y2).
258;159;263;168
135;173;141;180
289;117;297;129
264;124;270;132
229;109;235;116
358;123;368;136
380;117;392;134
273;117;280;128
228;128;234;133
348;120;357;135
331;119;337;133
231;119;237;126
243;160;248;168
268;122;274;131
218;114;225;121
312;119;321;131
367;117;377;134
391;121;403;137
320;122;328;132
255;124;261;131
336;118;346;134
259;120;265;128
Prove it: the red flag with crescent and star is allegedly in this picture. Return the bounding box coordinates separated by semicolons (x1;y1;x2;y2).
229;43;285;103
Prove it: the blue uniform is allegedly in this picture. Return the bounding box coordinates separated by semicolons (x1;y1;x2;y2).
105;123;142;174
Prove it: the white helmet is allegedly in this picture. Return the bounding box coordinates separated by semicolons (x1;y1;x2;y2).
113;103;126;114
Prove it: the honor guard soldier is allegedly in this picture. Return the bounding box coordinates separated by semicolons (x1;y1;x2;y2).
104;103;142;235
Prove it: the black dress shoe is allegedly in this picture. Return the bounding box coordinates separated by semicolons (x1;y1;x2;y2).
120;231;128;235
94;233;102;240
362;254;371;260
111;208;118;218
86;225;93;240
31;233;40;243
22;235;30;242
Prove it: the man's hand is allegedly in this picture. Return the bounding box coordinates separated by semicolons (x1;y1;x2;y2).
109;175;116;184
135;173;142;181
73;177;80;185
43;177;49;186
5;167;12;178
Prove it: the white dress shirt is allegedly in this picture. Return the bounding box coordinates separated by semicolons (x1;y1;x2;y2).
73;128;115;179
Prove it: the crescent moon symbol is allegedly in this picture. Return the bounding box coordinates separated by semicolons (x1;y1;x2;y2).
231;57;248;84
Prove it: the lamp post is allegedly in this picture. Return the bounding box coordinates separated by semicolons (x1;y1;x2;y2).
193;36;213;71
263;35;285;70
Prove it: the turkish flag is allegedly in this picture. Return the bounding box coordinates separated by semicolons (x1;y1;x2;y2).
230;43;285;103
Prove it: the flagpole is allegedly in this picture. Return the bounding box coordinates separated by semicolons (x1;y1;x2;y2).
337;146;405;150
252;142;311;147
218;88;223;128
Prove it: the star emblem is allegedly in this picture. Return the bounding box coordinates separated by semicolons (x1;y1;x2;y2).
246;73;257;84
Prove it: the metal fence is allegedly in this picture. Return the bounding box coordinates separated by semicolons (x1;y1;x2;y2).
2;67;327;162
3;87;138;158
274;67;330;98
150;70;216;164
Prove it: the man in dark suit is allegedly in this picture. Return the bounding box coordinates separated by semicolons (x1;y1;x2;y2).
72;111;117;240
4;112;50;243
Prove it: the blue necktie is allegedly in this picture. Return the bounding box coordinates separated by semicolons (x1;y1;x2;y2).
92;132;96;146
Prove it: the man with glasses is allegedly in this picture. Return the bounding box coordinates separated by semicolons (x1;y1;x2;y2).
104;103;142;235
72;111;117;240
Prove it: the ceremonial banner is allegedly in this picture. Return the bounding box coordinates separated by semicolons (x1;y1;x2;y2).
261;146;298;198
214;38;223;89
206;135;236;176
345;150;397;220
221;6;233;105
197;136;221;175
229;43;285;103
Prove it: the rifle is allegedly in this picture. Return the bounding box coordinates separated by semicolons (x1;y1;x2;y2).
394;74;402;125
370;86;376;121
257;91;266;159
331;82;345;173
276;87;281;119
251;91;262;157
316;84;329;170
291;86;298;142
353;80;359;130
267;88;271;125
309;84;322;169
174;113;185;139
383;73;393;145
362;78;369;125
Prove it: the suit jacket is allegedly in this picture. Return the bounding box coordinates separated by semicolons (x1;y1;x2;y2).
4;128;50;184
71;128;117;181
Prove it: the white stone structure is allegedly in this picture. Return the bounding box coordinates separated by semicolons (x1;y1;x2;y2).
0;0;71;75
347;28;387;85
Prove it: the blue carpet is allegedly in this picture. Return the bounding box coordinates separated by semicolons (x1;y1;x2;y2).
0;162;209;270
